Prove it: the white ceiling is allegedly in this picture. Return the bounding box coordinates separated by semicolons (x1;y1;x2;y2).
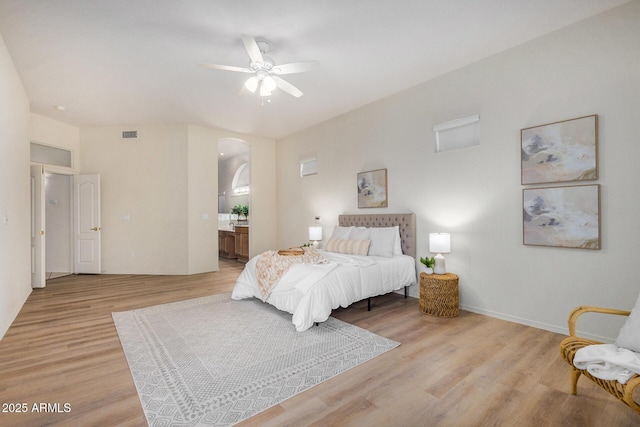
0;0;629;139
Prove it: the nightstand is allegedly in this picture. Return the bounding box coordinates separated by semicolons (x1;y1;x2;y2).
419;272;459;317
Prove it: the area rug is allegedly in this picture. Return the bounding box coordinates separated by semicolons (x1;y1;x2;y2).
112;293;399;426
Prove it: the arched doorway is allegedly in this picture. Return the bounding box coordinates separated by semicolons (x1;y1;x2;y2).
217;138;250;263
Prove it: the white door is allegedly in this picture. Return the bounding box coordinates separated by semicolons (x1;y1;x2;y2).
73;174;101;274
31;165;46;288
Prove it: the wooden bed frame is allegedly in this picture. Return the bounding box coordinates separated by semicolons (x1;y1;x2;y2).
338;213;417;308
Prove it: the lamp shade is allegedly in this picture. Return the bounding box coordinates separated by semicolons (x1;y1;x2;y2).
244;76;258;93
259;81;272;97
309;226;323;241
429;233;451;254
263;75;277;92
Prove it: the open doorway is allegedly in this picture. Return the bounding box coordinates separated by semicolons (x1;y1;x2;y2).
30;142;102;287
217;138;250;263
30;167;74;287
30;167;102;288
45;173;73;279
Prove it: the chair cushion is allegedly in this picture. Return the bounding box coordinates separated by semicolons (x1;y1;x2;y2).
616;293;640;352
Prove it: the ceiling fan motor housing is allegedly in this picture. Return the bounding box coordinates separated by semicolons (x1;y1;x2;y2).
250;56;274;72
256;40;270;54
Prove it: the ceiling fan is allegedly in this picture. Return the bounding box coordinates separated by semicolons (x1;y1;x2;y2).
200;35;317;98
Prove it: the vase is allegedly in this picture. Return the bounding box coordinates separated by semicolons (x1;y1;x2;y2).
421;266;433;275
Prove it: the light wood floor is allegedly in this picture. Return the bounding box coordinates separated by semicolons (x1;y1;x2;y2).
0;259;637;426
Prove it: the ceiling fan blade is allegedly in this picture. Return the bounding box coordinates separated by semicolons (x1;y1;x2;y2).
199;63;251;73
271;61;319;75
273;76;303;98
241;34;263;63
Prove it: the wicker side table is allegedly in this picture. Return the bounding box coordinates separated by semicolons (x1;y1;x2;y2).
419;272;459;317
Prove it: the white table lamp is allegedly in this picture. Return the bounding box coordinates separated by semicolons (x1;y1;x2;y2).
429;233;451;274
309;226;322;248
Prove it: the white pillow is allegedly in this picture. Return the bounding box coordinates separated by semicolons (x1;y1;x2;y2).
324;237;371;256
349;227;371;241
616;293;640;352
390;226;403;255
368;227;397;258
331;226;353;239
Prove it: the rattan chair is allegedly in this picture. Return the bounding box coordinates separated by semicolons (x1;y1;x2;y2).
559;305;640;414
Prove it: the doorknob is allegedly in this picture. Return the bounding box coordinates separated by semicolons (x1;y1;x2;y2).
91;226;101;231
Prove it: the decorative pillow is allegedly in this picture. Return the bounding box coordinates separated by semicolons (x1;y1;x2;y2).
368;227;398;258
324;238;371;256
373;226;402;255
330;226;353;240
349;226;371;241
616;293;640;352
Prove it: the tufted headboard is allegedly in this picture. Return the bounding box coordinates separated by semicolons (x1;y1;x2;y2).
338;213;416;259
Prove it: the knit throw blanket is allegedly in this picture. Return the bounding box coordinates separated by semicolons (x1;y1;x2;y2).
256;248;328;300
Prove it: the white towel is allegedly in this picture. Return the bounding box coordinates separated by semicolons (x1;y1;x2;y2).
574;343;640;384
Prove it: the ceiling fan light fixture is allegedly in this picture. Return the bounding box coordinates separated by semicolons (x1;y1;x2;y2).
201;35;313;100
262;75;277;92
259;81;272;97
244;76;259;93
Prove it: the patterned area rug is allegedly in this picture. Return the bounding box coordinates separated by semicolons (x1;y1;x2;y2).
112;293;399;426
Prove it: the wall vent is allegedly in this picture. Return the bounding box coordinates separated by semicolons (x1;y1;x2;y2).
433;114;480;153
300;157;318;177
122;130;138;139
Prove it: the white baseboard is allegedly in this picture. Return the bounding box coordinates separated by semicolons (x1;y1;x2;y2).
390;289;616;343
460;304;615;343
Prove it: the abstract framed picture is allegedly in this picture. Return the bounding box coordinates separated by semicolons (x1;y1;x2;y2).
357;168;388;208
521;115;598;185
523;184;600;249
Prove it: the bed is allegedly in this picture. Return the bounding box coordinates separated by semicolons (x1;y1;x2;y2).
231;213;417;331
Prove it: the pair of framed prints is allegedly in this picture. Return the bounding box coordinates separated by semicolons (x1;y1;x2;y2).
521;114;599;250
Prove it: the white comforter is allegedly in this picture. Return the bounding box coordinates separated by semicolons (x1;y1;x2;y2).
231;250;416;331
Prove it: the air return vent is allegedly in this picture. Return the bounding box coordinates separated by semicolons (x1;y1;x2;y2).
122;130;138;139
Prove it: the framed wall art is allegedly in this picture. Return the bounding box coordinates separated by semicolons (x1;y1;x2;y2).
523;184;600;250
357;168;388;208
521;115;598;185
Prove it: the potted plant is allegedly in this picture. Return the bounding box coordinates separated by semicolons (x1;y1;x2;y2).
232;204;249;222
419;256;435;275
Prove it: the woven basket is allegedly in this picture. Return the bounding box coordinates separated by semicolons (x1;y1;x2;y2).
419;273;459;317
277;247;305;256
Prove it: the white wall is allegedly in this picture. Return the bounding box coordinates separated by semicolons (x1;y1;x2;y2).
80;125;277;274
81;125;190;274
276;2;640;341
249;138;277;257
187;125;219;274
0;33;31;339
